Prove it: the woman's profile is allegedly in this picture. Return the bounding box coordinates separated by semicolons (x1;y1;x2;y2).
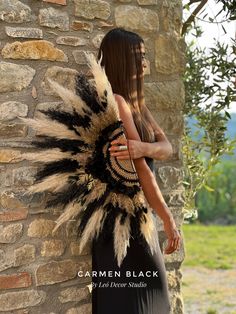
91;27;181;314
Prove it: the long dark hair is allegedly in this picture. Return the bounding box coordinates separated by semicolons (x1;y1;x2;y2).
97;27;154;142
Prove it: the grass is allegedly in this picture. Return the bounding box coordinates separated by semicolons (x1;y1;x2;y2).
181;224;236;313
181;223;236;269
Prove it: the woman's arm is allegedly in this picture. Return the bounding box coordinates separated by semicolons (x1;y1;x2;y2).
110;95;173;161
115;95;181;254
140;105;173;160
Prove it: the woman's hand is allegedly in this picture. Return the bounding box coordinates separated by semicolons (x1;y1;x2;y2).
109;136;173;161
109;138;144;160
163;220;181;254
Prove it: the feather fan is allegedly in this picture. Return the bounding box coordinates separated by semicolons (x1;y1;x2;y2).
20;52;159;267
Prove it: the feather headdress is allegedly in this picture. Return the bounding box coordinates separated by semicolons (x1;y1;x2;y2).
20;52;159;267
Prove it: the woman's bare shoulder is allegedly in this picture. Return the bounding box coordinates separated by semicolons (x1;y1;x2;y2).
113;93;126;105
113;93;131;117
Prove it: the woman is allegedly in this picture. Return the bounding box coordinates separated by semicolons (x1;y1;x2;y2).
21;26;181;314
92;28;181;314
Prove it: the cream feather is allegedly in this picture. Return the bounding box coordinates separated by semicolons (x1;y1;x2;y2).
26;173;72;194
19;116;78;140
47;78;91;116
84;52;119;118
21;149;72;163
113;213;131;267
78;207;108;254
52;201;83;235
140;210;159;256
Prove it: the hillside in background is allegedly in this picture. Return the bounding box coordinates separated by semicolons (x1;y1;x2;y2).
186;112;236;160
227;112;236;140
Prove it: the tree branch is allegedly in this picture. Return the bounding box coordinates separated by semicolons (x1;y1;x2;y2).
188;0;202;5
182;0;209;35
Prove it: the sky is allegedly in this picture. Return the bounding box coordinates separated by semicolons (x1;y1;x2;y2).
183;0;236;113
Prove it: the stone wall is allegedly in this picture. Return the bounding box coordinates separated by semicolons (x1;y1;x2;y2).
0;0;186;313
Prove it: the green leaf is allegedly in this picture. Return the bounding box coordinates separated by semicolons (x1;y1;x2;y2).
221;24;227;34
225;111;231;119
203;184;215;192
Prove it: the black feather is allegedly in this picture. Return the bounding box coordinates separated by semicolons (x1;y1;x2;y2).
39;108;91;130
91;203;121;243
77;188;110;237
31;137;89;155
45;181;90;209
35;159;80;182
75;74;104;114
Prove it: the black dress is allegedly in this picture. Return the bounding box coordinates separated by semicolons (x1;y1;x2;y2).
91;157;171;314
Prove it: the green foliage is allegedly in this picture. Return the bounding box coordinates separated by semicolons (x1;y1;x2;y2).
196;160;236;224
182;16;236;219
215;0;236;20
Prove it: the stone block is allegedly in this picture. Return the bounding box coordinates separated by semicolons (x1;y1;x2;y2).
28;219;56;238
170;293;184;314
0;223;23;243
137;0;157;4
41;66;78;96
70;241;90;256
0;149;23;163
157;166;184;189
0;290;45;312
166;268;182;290
72;20;93;32
0;124;27;138
159;0;182;35
155;34;185;75
35;260;78;286
0;190;28;211
13;166;36;186
0;191;28;222
0;0;31;23
0;272;32;290
0;208;28;222
5;27;43;39
39;7;69;31
0;62;35;93
0;249;14;272
16;189;45;209
14;244;36;266
2;40;68;62
59;286;89;303
72;50;90;64
43;0;67;4
151;110;184;136
74;0;111;20
115;5;159;32
164;191;185;207
144;80;185;111
92;34;104;49
41;240;65;257
0;168;13;187
0;101;28;121
56;36;88;46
